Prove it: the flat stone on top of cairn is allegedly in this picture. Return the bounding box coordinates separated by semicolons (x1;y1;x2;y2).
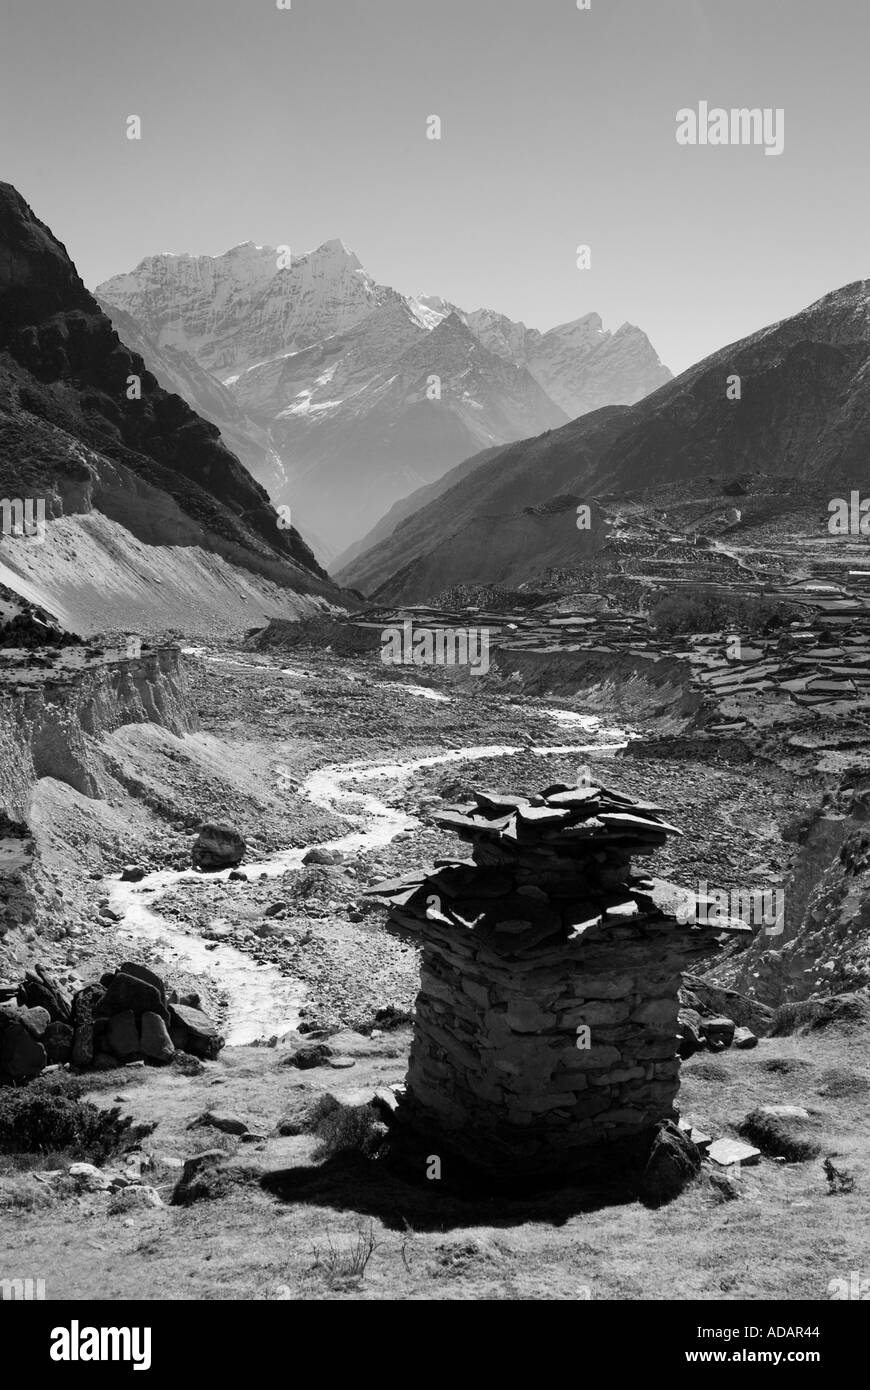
367;775;746;1184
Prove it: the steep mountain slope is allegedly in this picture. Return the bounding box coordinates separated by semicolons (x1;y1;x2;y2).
0;183;341;635
338;280;870;600
337;407;628;597
93;296;287;502
97;245;670;554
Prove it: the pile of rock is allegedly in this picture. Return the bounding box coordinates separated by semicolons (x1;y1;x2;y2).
0;961;223;1082
369;777;748;1182
677;974;770;1055
677;1008;757;1057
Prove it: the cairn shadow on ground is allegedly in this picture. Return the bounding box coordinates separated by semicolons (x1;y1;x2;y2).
259;1150;642;1232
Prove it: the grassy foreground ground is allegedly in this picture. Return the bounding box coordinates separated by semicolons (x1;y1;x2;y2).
1;1019;867;1301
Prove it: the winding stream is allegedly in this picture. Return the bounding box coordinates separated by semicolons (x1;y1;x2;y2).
108;711;629;1045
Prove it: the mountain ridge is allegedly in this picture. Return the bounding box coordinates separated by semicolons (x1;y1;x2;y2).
97;240;671;553
336;278;870;599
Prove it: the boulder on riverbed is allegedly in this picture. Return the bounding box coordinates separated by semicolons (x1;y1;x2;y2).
192;822;246;871
302;847;342;866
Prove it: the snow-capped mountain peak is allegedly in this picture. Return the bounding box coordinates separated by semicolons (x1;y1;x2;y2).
96;240;671;553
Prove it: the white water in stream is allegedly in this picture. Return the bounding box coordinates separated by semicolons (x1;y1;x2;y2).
108;710;629;1045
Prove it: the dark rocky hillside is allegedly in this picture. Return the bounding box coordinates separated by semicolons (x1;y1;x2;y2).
0;183;338;610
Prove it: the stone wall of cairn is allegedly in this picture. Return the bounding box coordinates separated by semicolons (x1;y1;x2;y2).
371;778;738;1179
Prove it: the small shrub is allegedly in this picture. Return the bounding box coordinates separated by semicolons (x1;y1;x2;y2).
0;1082;132;1161
771;1002;807;1036
172;1161;259;1206
311;1220;378;1286
308;1098;385;1161
432;1239;496;1277
352;1006;414;1036
171;1051;205;1077
823;1157;856;1195
708;1172;740;1203
286;1043;333;1070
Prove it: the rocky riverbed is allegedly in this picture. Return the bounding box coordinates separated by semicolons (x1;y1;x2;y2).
0;641;812;1039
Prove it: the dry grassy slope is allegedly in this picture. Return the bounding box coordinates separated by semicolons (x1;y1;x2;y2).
0;1018;867;1301
336;408;628;595
373;502;610;603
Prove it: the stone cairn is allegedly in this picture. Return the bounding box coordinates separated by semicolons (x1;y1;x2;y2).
0;962;223;1083
370;777;743;1183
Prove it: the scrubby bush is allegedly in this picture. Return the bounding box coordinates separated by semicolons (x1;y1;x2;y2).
307;1097;386;1161
311;1219;378;1286
0;1079;132;1160
823;1157;856;1195
171;1051;205;1077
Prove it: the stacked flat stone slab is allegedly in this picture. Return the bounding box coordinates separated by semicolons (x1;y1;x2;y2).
369;778;744;1181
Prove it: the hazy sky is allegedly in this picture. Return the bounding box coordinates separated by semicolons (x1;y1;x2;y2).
2;0;868;374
